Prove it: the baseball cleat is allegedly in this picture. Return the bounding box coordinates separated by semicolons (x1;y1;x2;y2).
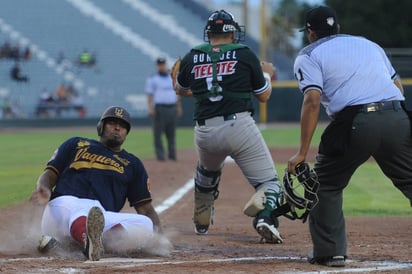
38;235;58;253
83;206;105;261
255;216;283;244
194;224;209;235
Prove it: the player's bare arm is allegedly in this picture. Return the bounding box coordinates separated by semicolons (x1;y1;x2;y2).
147;94;155;117
255;61;275;102
174;84;193;97
288;90;320;173
134;202;162;233
394;77;404;94
30;169;58;205
255;84;272;102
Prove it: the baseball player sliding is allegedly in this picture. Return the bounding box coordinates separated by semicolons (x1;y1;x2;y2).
172;9;284;243
30;106;166;261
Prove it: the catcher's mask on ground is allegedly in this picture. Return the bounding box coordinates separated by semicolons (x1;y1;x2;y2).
271;163;319;222
97;106;131;136
203;9;245;43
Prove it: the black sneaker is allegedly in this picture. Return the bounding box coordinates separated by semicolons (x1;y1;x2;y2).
83;206;105;261
37;235;58;253
254;216;283;243
308;252;346;267
194;224;209;235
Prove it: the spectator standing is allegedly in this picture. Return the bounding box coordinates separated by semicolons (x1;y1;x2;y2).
1;97;13;118
288;6;412;267
79;49;91;65
55;83;68;102
0;41;12;58
78;49;96;67
145;57;182;161
22;46;31;61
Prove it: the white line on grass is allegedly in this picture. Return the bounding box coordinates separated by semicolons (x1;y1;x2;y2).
155;179;194;214
154;156;234;214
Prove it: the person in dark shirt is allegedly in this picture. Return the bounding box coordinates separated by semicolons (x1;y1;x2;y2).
174;10;283;244
10;62;29;82
30;106;168;260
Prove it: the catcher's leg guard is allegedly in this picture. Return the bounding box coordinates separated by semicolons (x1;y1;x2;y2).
243;185;283;217
193;164;221;235
243;187;266;217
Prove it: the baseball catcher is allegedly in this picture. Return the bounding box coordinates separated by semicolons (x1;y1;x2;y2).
175;9;282;244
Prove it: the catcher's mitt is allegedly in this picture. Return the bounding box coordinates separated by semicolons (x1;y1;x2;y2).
270;162;319;223
170;57;181;87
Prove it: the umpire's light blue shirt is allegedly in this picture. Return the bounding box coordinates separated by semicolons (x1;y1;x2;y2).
294;34;404;118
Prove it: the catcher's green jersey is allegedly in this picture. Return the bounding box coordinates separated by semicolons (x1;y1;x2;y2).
177;43;268;120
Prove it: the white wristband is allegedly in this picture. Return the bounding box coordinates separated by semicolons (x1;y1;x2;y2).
263;72;271;84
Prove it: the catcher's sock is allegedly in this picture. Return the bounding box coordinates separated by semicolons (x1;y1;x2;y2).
263;188;282;212
254;188;281;222
70;216;87;244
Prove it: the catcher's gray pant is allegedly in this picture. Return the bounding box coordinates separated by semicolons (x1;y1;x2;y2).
310;108;412;258
194;111;279;191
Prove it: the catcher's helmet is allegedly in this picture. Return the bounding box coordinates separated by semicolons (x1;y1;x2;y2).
204;10;245;43
271;163;319;223
283;163;319;210
97;106;131;136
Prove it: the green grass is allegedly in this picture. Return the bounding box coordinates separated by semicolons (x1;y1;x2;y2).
0;126;410;216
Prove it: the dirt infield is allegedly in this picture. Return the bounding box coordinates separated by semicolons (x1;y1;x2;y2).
0;147;411;273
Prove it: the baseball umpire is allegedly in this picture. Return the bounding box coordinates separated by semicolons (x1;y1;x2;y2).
173;9;283;243
288;6;412;267
30;106;165;261
145;57;183;161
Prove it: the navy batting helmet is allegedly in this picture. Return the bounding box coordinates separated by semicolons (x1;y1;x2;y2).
97;106;131;136
204;10;245;43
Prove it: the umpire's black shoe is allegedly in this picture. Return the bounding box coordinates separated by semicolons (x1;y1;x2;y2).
307;252;346;267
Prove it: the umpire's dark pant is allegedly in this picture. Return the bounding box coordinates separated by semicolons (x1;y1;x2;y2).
310;107;412;258
153;104;177;161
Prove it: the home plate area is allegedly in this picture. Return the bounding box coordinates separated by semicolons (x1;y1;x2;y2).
1;255;412;273
0;150;411;273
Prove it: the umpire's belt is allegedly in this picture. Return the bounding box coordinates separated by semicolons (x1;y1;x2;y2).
357;100;402;113
196;111;250;127
155;103;176;108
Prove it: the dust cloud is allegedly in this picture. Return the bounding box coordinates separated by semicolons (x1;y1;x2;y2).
0;202;173;259
0;202;44;254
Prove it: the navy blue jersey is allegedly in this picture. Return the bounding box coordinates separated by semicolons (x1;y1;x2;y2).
47;137;152;212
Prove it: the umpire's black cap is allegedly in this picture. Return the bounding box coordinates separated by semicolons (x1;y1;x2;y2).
299;6;338;32
156;57;166;64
